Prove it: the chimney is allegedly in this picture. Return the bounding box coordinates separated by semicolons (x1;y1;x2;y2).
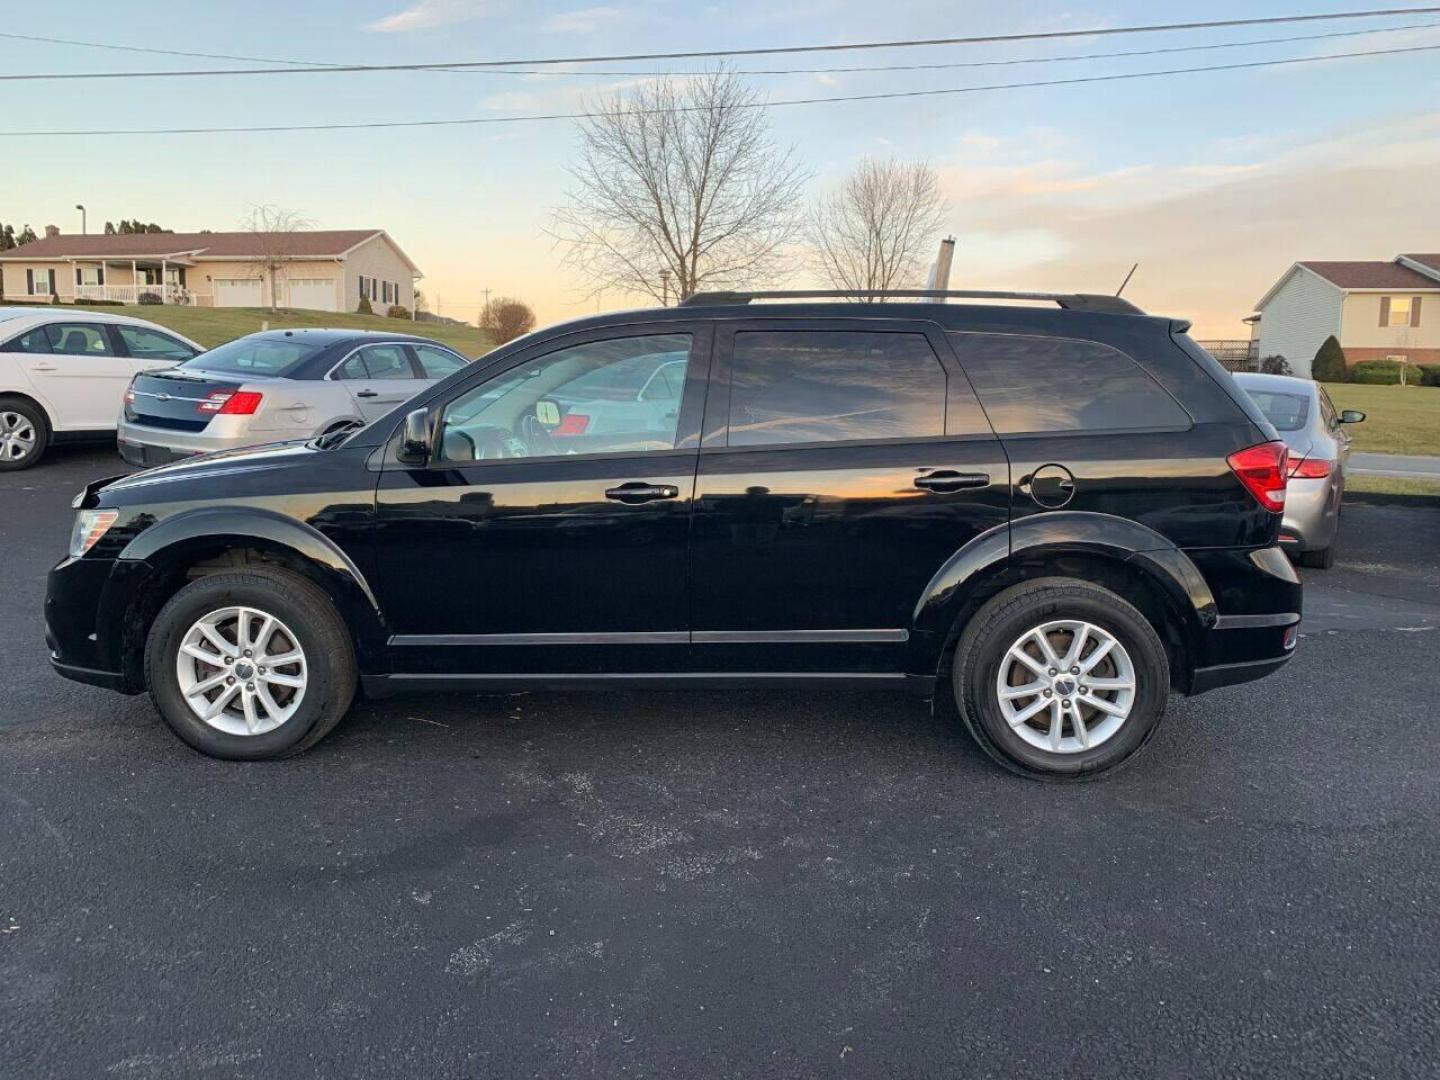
44;225;60;238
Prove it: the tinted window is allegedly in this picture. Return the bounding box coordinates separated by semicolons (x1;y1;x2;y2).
6;327;52;354
951;333;1189;434
726;331;945;447
438;334;690;462
186;336;320;377
1244;389;1310;432
116;325;196;361
356;345;414;380
45;323;115;356
413;344;470;379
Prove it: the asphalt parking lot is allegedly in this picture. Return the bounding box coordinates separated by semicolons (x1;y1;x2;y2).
3;446;1438;1079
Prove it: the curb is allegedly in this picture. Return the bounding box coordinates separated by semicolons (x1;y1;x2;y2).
1347;491;1440;509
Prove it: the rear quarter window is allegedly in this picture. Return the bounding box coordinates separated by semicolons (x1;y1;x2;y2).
948;332;1191;434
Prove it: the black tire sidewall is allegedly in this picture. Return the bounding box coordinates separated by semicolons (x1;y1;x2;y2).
146;572;350;760
957;586;1169;779
0;398;50;471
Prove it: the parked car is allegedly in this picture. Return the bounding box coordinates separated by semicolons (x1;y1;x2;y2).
116;329;473;467
48;290;1302;779
1233;371;1363;569
0;307;202;470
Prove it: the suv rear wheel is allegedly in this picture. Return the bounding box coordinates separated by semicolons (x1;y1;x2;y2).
145;566;357;760
953;578;1169;780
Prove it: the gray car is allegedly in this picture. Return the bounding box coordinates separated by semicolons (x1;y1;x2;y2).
1233;371;1365;569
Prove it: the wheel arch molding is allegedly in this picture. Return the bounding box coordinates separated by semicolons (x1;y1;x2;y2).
106;507;388;681
911;511;1217;683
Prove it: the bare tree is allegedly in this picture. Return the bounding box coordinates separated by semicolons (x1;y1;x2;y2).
479;296;537;344
808;158;947;300
243;204;314;312
551;68;808;304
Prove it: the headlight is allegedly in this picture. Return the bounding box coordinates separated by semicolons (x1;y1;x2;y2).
69;509;119;558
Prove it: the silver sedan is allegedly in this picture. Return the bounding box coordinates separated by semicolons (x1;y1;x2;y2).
1233;371;1365;569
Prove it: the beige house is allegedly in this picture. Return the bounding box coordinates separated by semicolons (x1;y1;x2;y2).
0;228;421;313
1251;254;1439;376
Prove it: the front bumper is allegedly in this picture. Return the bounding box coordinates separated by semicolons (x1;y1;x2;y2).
45;555;145;695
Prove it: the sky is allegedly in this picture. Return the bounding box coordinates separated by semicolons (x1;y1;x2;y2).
3;1;1438;336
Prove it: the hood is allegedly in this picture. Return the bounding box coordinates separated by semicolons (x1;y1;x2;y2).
92;439;322;505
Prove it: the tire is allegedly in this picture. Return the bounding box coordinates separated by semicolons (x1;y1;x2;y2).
952;578;1170;781
0;396;50;471
144;566;357;760
1298;544;1334;570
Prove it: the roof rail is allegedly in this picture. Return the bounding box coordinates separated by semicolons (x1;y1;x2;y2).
678;289;1145;315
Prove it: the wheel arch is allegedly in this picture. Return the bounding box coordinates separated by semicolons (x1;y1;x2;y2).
104;508;387;690
0;389;55;431
913;512;1216;692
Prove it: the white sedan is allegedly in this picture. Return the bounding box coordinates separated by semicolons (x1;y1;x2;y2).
0;307;202;470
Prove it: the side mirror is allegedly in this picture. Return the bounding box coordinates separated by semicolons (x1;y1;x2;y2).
398;407;431;464
1340;409;1366;424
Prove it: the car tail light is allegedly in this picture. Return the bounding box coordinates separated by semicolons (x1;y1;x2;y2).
123;386;136;406
1227;440;1289;512
1289;457;1332;479
554;413;590;436
199;391;263;415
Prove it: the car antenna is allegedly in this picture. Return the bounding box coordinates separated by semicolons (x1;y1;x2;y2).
1116;263;1138;297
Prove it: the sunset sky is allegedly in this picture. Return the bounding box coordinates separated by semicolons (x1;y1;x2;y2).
4;1;1438;336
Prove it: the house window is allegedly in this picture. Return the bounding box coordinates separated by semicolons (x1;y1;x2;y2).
77;267;103;286
27;268;56;295
1387;297;1411;326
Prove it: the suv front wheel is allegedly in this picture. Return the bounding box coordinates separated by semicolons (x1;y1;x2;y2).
953;579;1169;780
145;566;357;760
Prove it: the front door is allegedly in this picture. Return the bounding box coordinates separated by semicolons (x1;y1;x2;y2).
371;326;712;676
689;320;1010;674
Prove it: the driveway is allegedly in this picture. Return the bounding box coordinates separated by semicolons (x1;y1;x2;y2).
1350;451;1440;480
2;447;1438;1079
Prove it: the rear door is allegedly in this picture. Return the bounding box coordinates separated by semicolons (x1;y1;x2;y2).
334;343;429;421
689;319;1010;674
13;321;136;430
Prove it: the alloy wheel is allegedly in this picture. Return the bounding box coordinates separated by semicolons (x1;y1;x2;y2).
0;411;36;462
174;606;308;736
995;619;1137;754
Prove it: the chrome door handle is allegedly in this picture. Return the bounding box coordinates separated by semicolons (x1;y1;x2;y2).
914;470;989;492
31;362;57;371
605;482;680;504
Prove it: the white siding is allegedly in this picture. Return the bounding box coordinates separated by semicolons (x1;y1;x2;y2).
1256;268;1343;378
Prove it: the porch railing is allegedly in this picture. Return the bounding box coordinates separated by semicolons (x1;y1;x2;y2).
73;283;206;305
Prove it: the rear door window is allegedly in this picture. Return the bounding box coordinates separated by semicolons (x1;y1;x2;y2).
356;344;415;380
115;325;197;361
413;344;470;379
724;330;947;447
44;323;115;357
950;332;1190;434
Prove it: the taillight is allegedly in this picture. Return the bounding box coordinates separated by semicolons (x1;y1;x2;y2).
1227;440;1289;512
554;413;590;436
1289;457;1332;479
199;391;263;415
123;386;136;406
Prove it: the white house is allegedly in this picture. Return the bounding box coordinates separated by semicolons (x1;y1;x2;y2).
1251;254;1440;376
0;228;422;313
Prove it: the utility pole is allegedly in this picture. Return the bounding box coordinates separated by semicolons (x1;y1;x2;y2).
928;236;956;297
479;288;491;326
75;204;86;235
659;269;672;307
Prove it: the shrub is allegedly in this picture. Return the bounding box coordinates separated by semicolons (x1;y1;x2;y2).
386;304;410;320
357;295;374;315
478;296;537;345
73;297;124;306
1349;360;1405;385
1311;335;1347;382
1417;364;1440;387
138;291;162;305
51;289;61;305
1259;355;1293;376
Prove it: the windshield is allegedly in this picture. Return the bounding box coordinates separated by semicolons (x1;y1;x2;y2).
1243;388;1310;431
181;335;321;378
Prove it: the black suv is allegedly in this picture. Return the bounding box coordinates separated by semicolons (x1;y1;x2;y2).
46;291;1300;778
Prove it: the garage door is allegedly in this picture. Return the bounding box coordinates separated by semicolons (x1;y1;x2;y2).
214;278;262;307
286;278;338;312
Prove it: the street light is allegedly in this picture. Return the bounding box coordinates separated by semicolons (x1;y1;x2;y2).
75;204;86;234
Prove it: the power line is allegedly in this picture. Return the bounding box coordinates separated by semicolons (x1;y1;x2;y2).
3;42;1435;138
1;6;1438;80
1;20;1437;80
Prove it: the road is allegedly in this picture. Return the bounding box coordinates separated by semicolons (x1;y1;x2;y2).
2;446;1438;1079
1350;451;1440;481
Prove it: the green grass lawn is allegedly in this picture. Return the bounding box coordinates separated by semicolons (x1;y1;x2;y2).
1322;383;1440;456
1347;473;1440;498
64;304;494;357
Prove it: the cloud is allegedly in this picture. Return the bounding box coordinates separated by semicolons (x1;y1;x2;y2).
540;6;622;33
366;0;493;32
937;116;1440;335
